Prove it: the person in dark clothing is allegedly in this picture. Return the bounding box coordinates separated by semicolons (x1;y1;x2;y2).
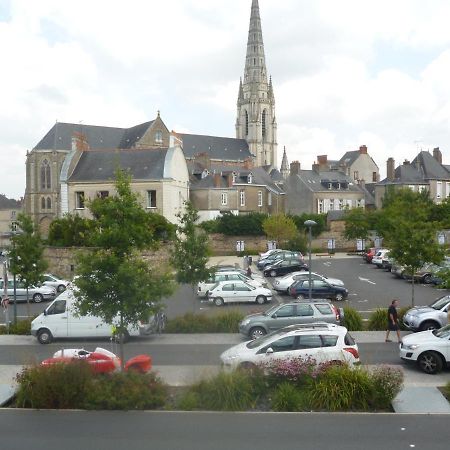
246;266;252;279
385;299;401;343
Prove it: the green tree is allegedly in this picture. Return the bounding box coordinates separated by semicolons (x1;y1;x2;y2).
343;207;372;241
47;213;94;247
74;170;174;366
376;189;445;306
170;202;213;302
9;214;48;318
262;214;298;247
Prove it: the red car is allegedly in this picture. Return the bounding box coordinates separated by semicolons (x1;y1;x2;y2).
363;247;378;263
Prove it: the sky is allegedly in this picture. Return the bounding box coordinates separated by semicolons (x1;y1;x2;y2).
1;0;450;200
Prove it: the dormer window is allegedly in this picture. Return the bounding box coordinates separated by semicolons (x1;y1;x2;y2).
248;173;253;184
328;183;332;190
201;169;209;179
232;172;237;183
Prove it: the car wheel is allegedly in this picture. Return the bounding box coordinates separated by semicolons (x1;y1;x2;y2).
270;270;277;277
57;284;66;293
250;327;266;340
214;297;224;307
417;351;443;374
296;294;305;300
255;295;266;305
422;274;432;284
33;293;44;303
238;361;257;371
419;321;440;332
37;329;53;344
335;293;344;301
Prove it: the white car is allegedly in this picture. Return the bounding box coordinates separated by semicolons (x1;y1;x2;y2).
220;323;360;370
371;249;389;268
273;271;345;293
197;271;264;297
42;273;70;293
207;280;272;306
400;325;450;374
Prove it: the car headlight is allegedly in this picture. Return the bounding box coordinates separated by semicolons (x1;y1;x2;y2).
241;319;251;326
404;344;420;350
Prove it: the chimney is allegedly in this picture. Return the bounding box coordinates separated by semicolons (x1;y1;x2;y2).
290;161;300;175
359;145;367;154
213;173;221;188
243;157;253;169
403;159;410;165
227;173;234;187
317;155;328;165
433;147;442;164
312;163;320;173
386;157;395;181
71;132;89;152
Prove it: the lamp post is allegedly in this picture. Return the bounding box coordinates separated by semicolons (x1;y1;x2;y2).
304;220;317;300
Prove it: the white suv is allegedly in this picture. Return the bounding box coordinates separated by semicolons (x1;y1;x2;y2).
220;323;359;370
197;271;264;297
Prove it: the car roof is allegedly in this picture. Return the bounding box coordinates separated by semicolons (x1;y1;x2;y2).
278;323;345;334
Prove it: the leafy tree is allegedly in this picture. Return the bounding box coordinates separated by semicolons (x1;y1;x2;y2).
170;202;214;302
47;214;94;247
216;212;268;235
376;189;445;306
343;208;372;241
289;213;327;237
9;214;48;318
430;197;450;228
262;214;298;247
74;170;174;366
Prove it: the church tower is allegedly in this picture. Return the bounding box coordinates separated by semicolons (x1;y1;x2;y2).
236;0;277;168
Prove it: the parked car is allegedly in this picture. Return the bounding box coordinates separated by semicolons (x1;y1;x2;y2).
381;254;394;271
372;249;390;268
363;247;378;263
400;324;450;374
220;323;360;370
263;258;308;277
42;273;70;293
197;271;264;297
207;280;273;306
402;295;450;332
0;278;57;303
213;266;265;282
289;279;348;301
256;251;303;270
239;300;344;339
273;271;345;294
391;263;406;279
259;249;281;259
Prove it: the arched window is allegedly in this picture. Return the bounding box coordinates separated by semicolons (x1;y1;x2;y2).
46;197;52;210
41;197;46;210
262;110;267;139
245;110;249;136
40;159;51;190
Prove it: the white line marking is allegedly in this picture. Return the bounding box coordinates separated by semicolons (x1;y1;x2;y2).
358;276;376;285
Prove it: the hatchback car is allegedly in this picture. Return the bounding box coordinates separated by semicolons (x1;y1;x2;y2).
289;279;348;301
42;273;70;293
402;295;450;332
372;249;390;268
263;259;308;277
207;281;273;306
273;271;345;294
197;271;264;297
256;251;303;270
0;279;57;303
220;323;359;370
400;324;450;374
239;300;344;339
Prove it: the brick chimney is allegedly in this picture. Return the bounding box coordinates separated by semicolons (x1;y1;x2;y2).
359;145;367;154
227;173;234;187
213;173;221;188
317;155;328;165
290;161;301;175
71;132;89;152
243;157;253;169
386;158;395;181
433;147;442;164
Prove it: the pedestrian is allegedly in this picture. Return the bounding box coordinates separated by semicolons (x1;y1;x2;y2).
385;299;401;343
246;266;252;279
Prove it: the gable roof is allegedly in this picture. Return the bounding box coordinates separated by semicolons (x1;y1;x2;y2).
68;148;169;182
339;150;359;167
291;169;361;193
178;133;252;161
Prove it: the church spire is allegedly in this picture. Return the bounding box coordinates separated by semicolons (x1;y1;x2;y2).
280;146;289;180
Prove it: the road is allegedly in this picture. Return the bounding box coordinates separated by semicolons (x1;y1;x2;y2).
0;410;448;450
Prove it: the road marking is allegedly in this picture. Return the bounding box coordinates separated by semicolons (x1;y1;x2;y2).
357;299;368;303
358;276;376;285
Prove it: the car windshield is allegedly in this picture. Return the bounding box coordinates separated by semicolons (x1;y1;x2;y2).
263;305;280;316
246;329;286;349
433;325;450;338
430;295;450;310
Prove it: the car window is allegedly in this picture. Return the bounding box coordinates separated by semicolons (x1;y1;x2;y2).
321;335;338;347
316;304;333;315
314;280;328;288
430;295;450;310
227;274;239;281
234;283;251;292
296;335;322;349
344;332;355;345
263;335;296;353
222;283;234;291
44;275;53;282
433;325;450;338
275;305;295;317
216;275;226;282
47;300;66;315
296;304;314;316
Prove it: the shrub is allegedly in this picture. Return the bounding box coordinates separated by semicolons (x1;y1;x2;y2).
444;381;450;399
369;365;404;409
342;307;363;331
271;381;308;412
367;308;388;331
165;311;244;333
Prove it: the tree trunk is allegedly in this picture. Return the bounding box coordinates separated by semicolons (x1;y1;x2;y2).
411;273;415;307
26;287;30;318
119;313;125;371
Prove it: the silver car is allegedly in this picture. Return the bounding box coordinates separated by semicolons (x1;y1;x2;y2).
273;271;345;294
207;280;272;306
403;295;450;331
0;278;57;303
42;273;70;293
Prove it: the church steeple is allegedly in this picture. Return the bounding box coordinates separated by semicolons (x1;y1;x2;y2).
236;0;277;168
280;146;289;180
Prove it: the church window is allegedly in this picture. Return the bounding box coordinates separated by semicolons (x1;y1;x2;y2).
147;190;157;208
41;197;46;210
262;110;267;139
46;197;52;210
245;111;249;136
75;192;85;209
155;131;163;144
40;159;51;190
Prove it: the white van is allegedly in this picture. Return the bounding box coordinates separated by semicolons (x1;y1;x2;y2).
31;289;156;344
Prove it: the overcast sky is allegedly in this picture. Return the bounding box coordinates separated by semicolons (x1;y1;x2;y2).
1;0;450;199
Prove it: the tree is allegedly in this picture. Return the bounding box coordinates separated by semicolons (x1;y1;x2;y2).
170;201;214;302
343;207;372;241
9;214;48;318
74;170;174;367
47;213;94;247
376;189;445;306
262;214;298;247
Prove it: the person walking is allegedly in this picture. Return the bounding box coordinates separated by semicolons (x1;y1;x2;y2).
385;299;402;343
246;266;252;279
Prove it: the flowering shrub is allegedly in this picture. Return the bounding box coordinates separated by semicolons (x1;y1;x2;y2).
369;365;404;409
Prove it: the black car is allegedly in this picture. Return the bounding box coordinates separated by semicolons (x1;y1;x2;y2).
289;279;348;301
263;259;308;277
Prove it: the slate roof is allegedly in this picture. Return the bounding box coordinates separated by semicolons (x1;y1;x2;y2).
178;133;252;161
34;121;154;151
68;148;168;182
292;169;361;193
339;151;359;167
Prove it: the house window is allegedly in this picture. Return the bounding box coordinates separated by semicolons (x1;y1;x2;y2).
328;183;332;190
418;185;427;193
258;191;263;207
155;131;163;144
97;191;109;199
40;159;51;190
318;199;324;214
372;172;377;182
437;181;442;199
232;172;237;183
75;192;85;209
240;190;245;207
248;173;253;184
147;190;157;208
46;197;52;210
221;192;228;206
353;171;359;180
338;199;344;210
329;199;335;210
10;210;16;219
268;192;272;206
446;182;450;197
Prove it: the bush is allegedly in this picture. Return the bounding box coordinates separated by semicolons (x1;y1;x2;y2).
369;365;404;409
342;307;364;331
284;234;307;253
271;381;308;412
444;381;450;399
0;319;33;335
367;308;388;331
165;311;244;333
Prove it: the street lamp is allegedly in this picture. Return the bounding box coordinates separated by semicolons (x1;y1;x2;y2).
304;220;317;300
